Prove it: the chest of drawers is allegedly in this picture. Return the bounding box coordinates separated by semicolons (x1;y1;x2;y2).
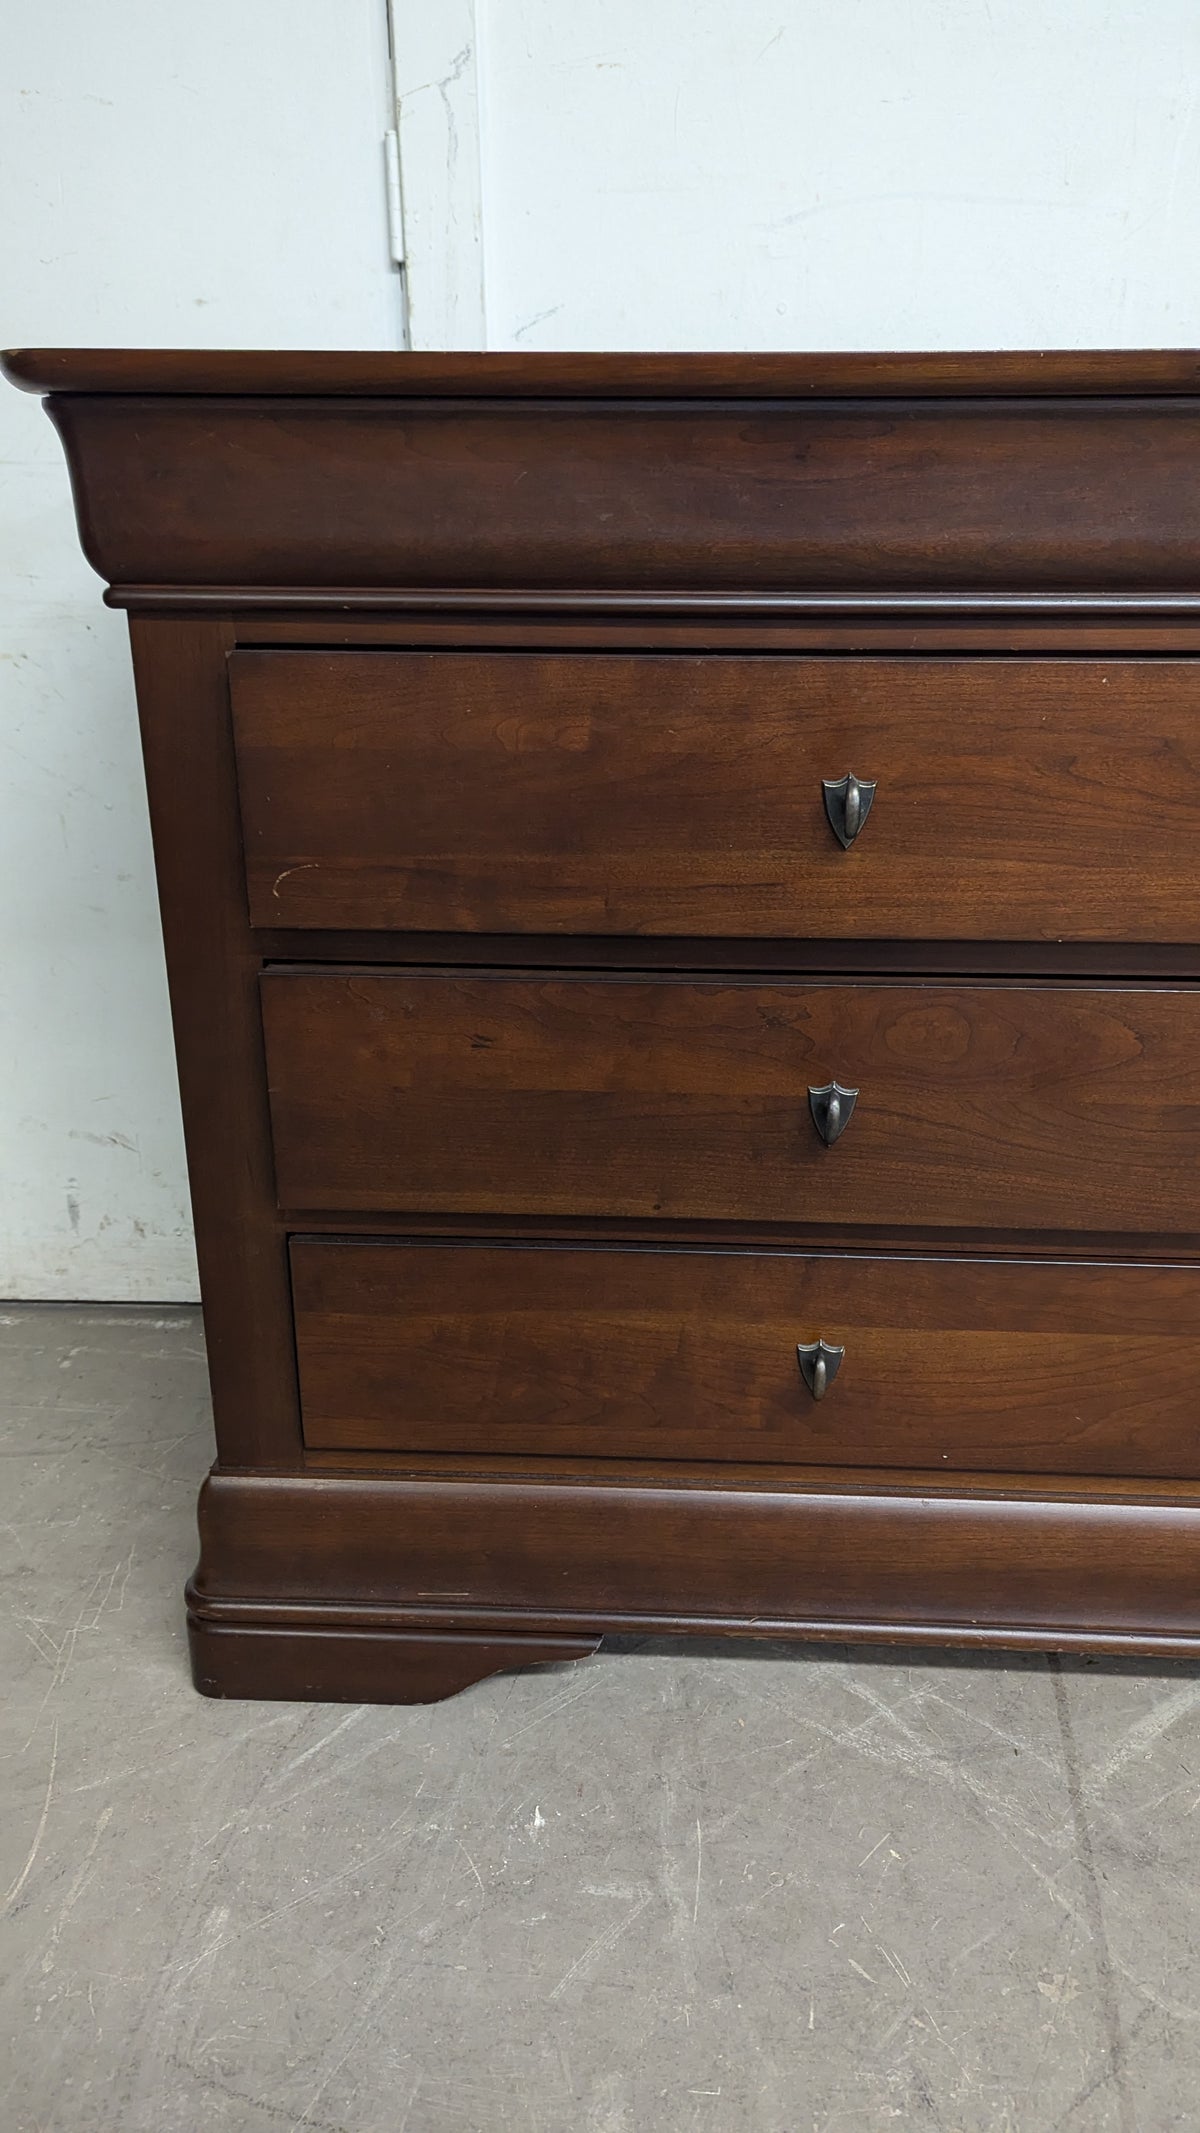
11;345;1200;1701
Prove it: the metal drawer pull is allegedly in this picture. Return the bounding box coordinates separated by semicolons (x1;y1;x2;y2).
823;771;876;849
797;1339;845;1401
808;1080;858;1145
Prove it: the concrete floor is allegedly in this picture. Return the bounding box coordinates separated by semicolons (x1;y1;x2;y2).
3;1313;1200;2132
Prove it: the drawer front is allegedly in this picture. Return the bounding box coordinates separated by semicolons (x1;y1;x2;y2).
233;652;1200;942
291;1240;1200;1476
263;973;1200;1234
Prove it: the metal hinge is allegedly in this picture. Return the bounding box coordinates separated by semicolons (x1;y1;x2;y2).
384;128;405;267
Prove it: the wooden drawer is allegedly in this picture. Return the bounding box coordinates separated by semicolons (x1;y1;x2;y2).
263;972;1200;1234
291;1239;1200;1476
232;652;1200;941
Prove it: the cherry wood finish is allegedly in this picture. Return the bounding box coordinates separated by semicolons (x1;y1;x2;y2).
234;613;1200;649
190;1467;1200;1658
263;971;1200;1234
189;1623;598;1705
128;618;301;1469
16;346;1200;1701
291;1239;1200;1478
32;393;1200;599
255;933;1200;981
123;590;1200;620
232;652;1200;941
10;346;1200;396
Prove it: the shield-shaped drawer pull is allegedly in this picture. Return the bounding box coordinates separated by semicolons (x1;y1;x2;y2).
808;1081;858;1145
823;772;876;849
797;1339;845;1401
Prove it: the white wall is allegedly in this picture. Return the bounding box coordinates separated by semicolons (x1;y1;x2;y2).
0;1;399;1299
7;2;1200;1296
458;0;1200;351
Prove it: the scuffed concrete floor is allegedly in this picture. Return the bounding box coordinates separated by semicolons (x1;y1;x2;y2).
3;1310;1200;2131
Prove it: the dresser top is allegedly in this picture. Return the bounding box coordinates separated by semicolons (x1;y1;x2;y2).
6;347;1200;399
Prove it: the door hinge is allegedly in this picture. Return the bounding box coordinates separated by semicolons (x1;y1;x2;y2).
384;128;405;267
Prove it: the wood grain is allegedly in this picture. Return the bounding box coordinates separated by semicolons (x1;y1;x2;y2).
290;1239;1200;1477
189;1622;598;1703
262;972;1200;1234
44;393;1200;595
7;346;1200;396
231;652;1200;940
24;346;1200;1694
191;1467;1200;1651
127;618;301;1466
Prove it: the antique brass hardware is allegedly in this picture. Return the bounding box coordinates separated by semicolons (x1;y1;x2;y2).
822;771;876;849
808;1080;858;1145
797;1339;845;1401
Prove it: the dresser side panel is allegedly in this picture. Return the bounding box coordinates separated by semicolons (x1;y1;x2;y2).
127;616;300;1466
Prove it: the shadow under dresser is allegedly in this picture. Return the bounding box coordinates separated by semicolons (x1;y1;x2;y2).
10;344;1200;1701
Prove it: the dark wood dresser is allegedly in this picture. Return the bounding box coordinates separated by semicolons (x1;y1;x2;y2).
11;346;1200;1701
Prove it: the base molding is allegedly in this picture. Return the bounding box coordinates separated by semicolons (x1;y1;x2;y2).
188;1617;600;1702
187;1464;1200;1700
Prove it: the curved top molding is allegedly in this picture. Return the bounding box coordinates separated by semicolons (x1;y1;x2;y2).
10;347;1200;605
7;346;1200;400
